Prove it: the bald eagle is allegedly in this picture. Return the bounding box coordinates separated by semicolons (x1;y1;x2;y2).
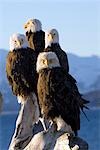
36;52;89;136
6;33;39;122
44;28;89;108
44;29;69;73
24;18;45;55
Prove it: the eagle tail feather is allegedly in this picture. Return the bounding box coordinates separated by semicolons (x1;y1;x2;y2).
81;108;89;121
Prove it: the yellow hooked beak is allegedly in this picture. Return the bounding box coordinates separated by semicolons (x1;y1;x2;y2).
24;23;27;29
24;21;31;29
43;59;53;66
43;59;49;66
17;40;22;47
48;34;53;42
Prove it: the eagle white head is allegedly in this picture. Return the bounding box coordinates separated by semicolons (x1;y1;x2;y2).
9;33;29;51
45;29;59;48
24;18;42;33
36;52;60;72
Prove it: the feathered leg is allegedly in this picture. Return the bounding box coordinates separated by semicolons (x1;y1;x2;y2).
39;117;52;131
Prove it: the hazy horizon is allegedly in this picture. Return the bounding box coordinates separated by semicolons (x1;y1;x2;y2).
1;48;100;58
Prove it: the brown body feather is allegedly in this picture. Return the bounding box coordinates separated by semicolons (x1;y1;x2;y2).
26;30;45;54
6;48;38;96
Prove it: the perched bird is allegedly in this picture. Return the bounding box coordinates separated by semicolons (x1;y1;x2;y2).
37;51;89;136
24;18;45;55
24;19;49;130
6;33;39;122
45;29;69;73
45;28;88;107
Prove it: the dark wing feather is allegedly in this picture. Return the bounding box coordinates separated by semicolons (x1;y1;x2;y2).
49;67;80;134
65;73;89;110
26;30;45;53
6;48;37;96
44;44;69;72
33;31;45;53
37;69;59;119
53;45;69;72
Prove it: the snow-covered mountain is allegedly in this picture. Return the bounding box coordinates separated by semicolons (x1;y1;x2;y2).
0;49;100;111
68;54;100;93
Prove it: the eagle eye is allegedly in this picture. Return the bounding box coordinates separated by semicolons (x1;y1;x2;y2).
32;21;35;25
42;59;45;64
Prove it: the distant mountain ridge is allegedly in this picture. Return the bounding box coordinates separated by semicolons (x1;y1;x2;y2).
68;53;100;93
0;49;100;111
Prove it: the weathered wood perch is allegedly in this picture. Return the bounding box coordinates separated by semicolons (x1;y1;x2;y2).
24;128;88;150
9;96;88;150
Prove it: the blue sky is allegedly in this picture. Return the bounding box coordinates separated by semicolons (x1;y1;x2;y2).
0;0;100;56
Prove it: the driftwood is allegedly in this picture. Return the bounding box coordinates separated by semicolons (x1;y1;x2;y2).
24;128;88;150
9;94;88;150
9;93;40;150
